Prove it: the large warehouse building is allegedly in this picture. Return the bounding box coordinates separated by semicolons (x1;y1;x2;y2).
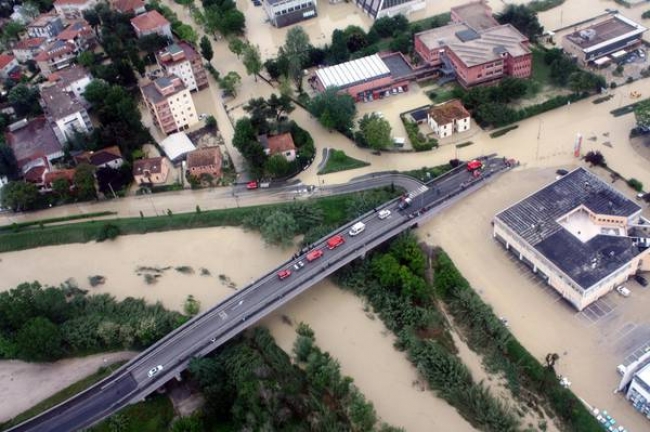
493;168;650;311
562;14;647;66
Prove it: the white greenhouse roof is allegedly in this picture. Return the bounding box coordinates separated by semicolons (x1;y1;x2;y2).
160;132;195;161
315;54;391;90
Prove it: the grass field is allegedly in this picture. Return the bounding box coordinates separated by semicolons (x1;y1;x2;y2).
318;150;370;175
531;47;552;85
89;395;174;432
0;360;127;430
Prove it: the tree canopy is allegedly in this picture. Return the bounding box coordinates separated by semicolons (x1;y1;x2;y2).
0;144;19;181
219;71;242;96
283;27;311;88
635;99;650;130
1;181;40;212
358;114;393;151
496;4;544;42
242;44;262;81
200;35;213;62
308;88;356;133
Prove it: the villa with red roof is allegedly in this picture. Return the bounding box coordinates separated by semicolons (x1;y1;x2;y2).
258;132;297;162
111;0;146;15
131;10;172;39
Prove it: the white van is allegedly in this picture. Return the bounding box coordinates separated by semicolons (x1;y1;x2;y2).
349;222;366;237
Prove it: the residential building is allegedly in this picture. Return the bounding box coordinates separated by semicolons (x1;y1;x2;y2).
258;132;296;162
111;0;146;15
47;64;93;102
12;37;47;63
427;99;471;138
353;0;426;20
0;54;19;79
5;118;64;170
156;42;208;92
140;75;198;135
312;53;412;102
562;14;647;66
43;168;76;190
56;20;96;52
34;40;77;77
131;10;172;39
54;0;98;20
74;146;124;169
133;157;170;184
186;147;222;179
414;1;532;88
493;168;650;311
26;13;65;38
40;84;93;141
617;351;650;417
262;0;317;28
160;132;195;163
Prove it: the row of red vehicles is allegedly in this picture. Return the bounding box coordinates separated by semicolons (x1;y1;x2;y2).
277;234;346;280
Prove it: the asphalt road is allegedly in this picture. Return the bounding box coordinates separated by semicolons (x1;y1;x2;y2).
9;156;513;432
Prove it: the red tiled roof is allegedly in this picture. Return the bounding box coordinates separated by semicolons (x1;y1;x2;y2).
24;166;47;184
56;21;93;41
74;146;123;167
131;10;169;32
112;0;145;13
267;133;296;155
0;54;16;69
428;99;470;125
186;147;222;169
55;0;93;5
34;41;76;62
44;168;76;185
133;157;164;175
13;37;47;50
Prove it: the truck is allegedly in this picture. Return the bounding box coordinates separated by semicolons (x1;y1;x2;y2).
349;222;366;237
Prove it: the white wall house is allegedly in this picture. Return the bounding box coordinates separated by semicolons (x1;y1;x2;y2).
427;99;471;138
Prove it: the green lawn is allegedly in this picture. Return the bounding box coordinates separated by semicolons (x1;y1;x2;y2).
0;361;127;430
531;47;552;85
0;211;117;233
318;150;370;175
401;164;453;182
89;394;174;432
427;85;459;104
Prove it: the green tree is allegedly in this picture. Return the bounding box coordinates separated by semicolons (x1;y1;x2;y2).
205;115;217;130
242;44;262;81
343;25;368;53
1;181;39;211
170;414;203;432
496;4;544;42
184;295;201;316
309;88;356;132
8;84;41;117
228;37;246;57
232;118;267;177
219;71;241;96
260;211;298;246
200;35;213;62
283;27;311;88
77;51;95;68
52;178;70;200
635;99;650;130
0;144;19;180
358;114;392;151
328;29;350;64
2;22;25;41
265;154;292;178
16;317;62;361
136;34;168;55
74;163;97;200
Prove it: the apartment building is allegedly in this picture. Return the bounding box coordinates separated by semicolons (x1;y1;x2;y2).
26;13;65;38
156;42;208;92
140;75;198;135
34;40;77;77
40;84;93;141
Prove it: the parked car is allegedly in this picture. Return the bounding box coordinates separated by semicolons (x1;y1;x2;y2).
378;209;391;220
148;365;163;377
616;285;631;297
277;269;291;280
246;181;259;190
634;274;648;287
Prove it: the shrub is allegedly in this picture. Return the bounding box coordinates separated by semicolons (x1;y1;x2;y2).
584;150;606;167
96;223;120;242
184;295;200;316
627;178;643;192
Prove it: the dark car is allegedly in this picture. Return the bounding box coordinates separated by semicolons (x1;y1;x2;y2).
556;169;569;176
634;275;648;287
253;0;261;5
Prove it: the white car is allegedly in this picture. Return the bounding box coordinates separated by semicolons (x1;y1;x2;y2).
198;113;208;120
147;365;163;378
616;286;631;297
378;209;391;220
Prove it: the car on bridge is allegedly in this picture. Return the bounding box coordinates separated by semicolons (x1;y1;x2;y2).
147;365;163;378
293;260;305;271
326;235;345;249
306;249;324;262
277;269;292;280
378;209;391;220
467;159;483;171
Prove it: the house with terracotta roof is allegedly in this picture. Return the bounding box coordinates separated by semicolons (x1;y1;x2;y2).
35;40;77;77
258;132;297;162
12;37;47;63
5;118;64;171
56;20;95;52
43;168;76;190
131;10;172;39
133;157;170;184
111;0;146;15
156;42;208;91
0;54;19;79
40;84;93;140
74;146;124;169
26;13;65;38
186;147;222;179
54;0;99;20
427;99;471;138
140;75;198;135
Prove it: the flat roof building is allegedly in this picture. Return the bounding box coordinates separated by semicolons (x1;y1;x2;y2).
354;0;426;20
262;0;317;28
562;14;647;65
493;168;650;311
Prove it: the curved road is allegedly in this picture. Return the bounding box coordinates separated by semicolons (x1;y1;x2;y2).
9;157;514;432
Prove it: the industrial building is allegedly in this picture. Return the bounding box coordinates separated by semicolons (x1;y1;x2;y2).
262;0;317;28
562;14;647;66
353;0;426;20
493;168;650;311
617;351;650;420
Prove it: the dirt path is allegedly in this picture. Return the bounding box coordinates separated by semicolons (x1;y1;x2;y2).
0;351;137;423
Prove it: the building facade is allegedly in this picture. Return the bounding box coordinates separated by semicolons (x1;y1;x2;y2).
354;0;426;20
427;99;470;138
561;14;647;66
131;11;172;39
40;84;93;141
53;0;98;20
48;64;93;102
12;37;47;63
141;75;198;135
156;42;208;92
34;40;77;77
26;13;65;38
263;0;317;28
56;20;96;52
493;168;650;311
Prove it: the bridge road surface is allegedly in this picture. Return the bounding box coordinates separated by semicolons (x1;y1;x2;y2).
9;156;513;432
